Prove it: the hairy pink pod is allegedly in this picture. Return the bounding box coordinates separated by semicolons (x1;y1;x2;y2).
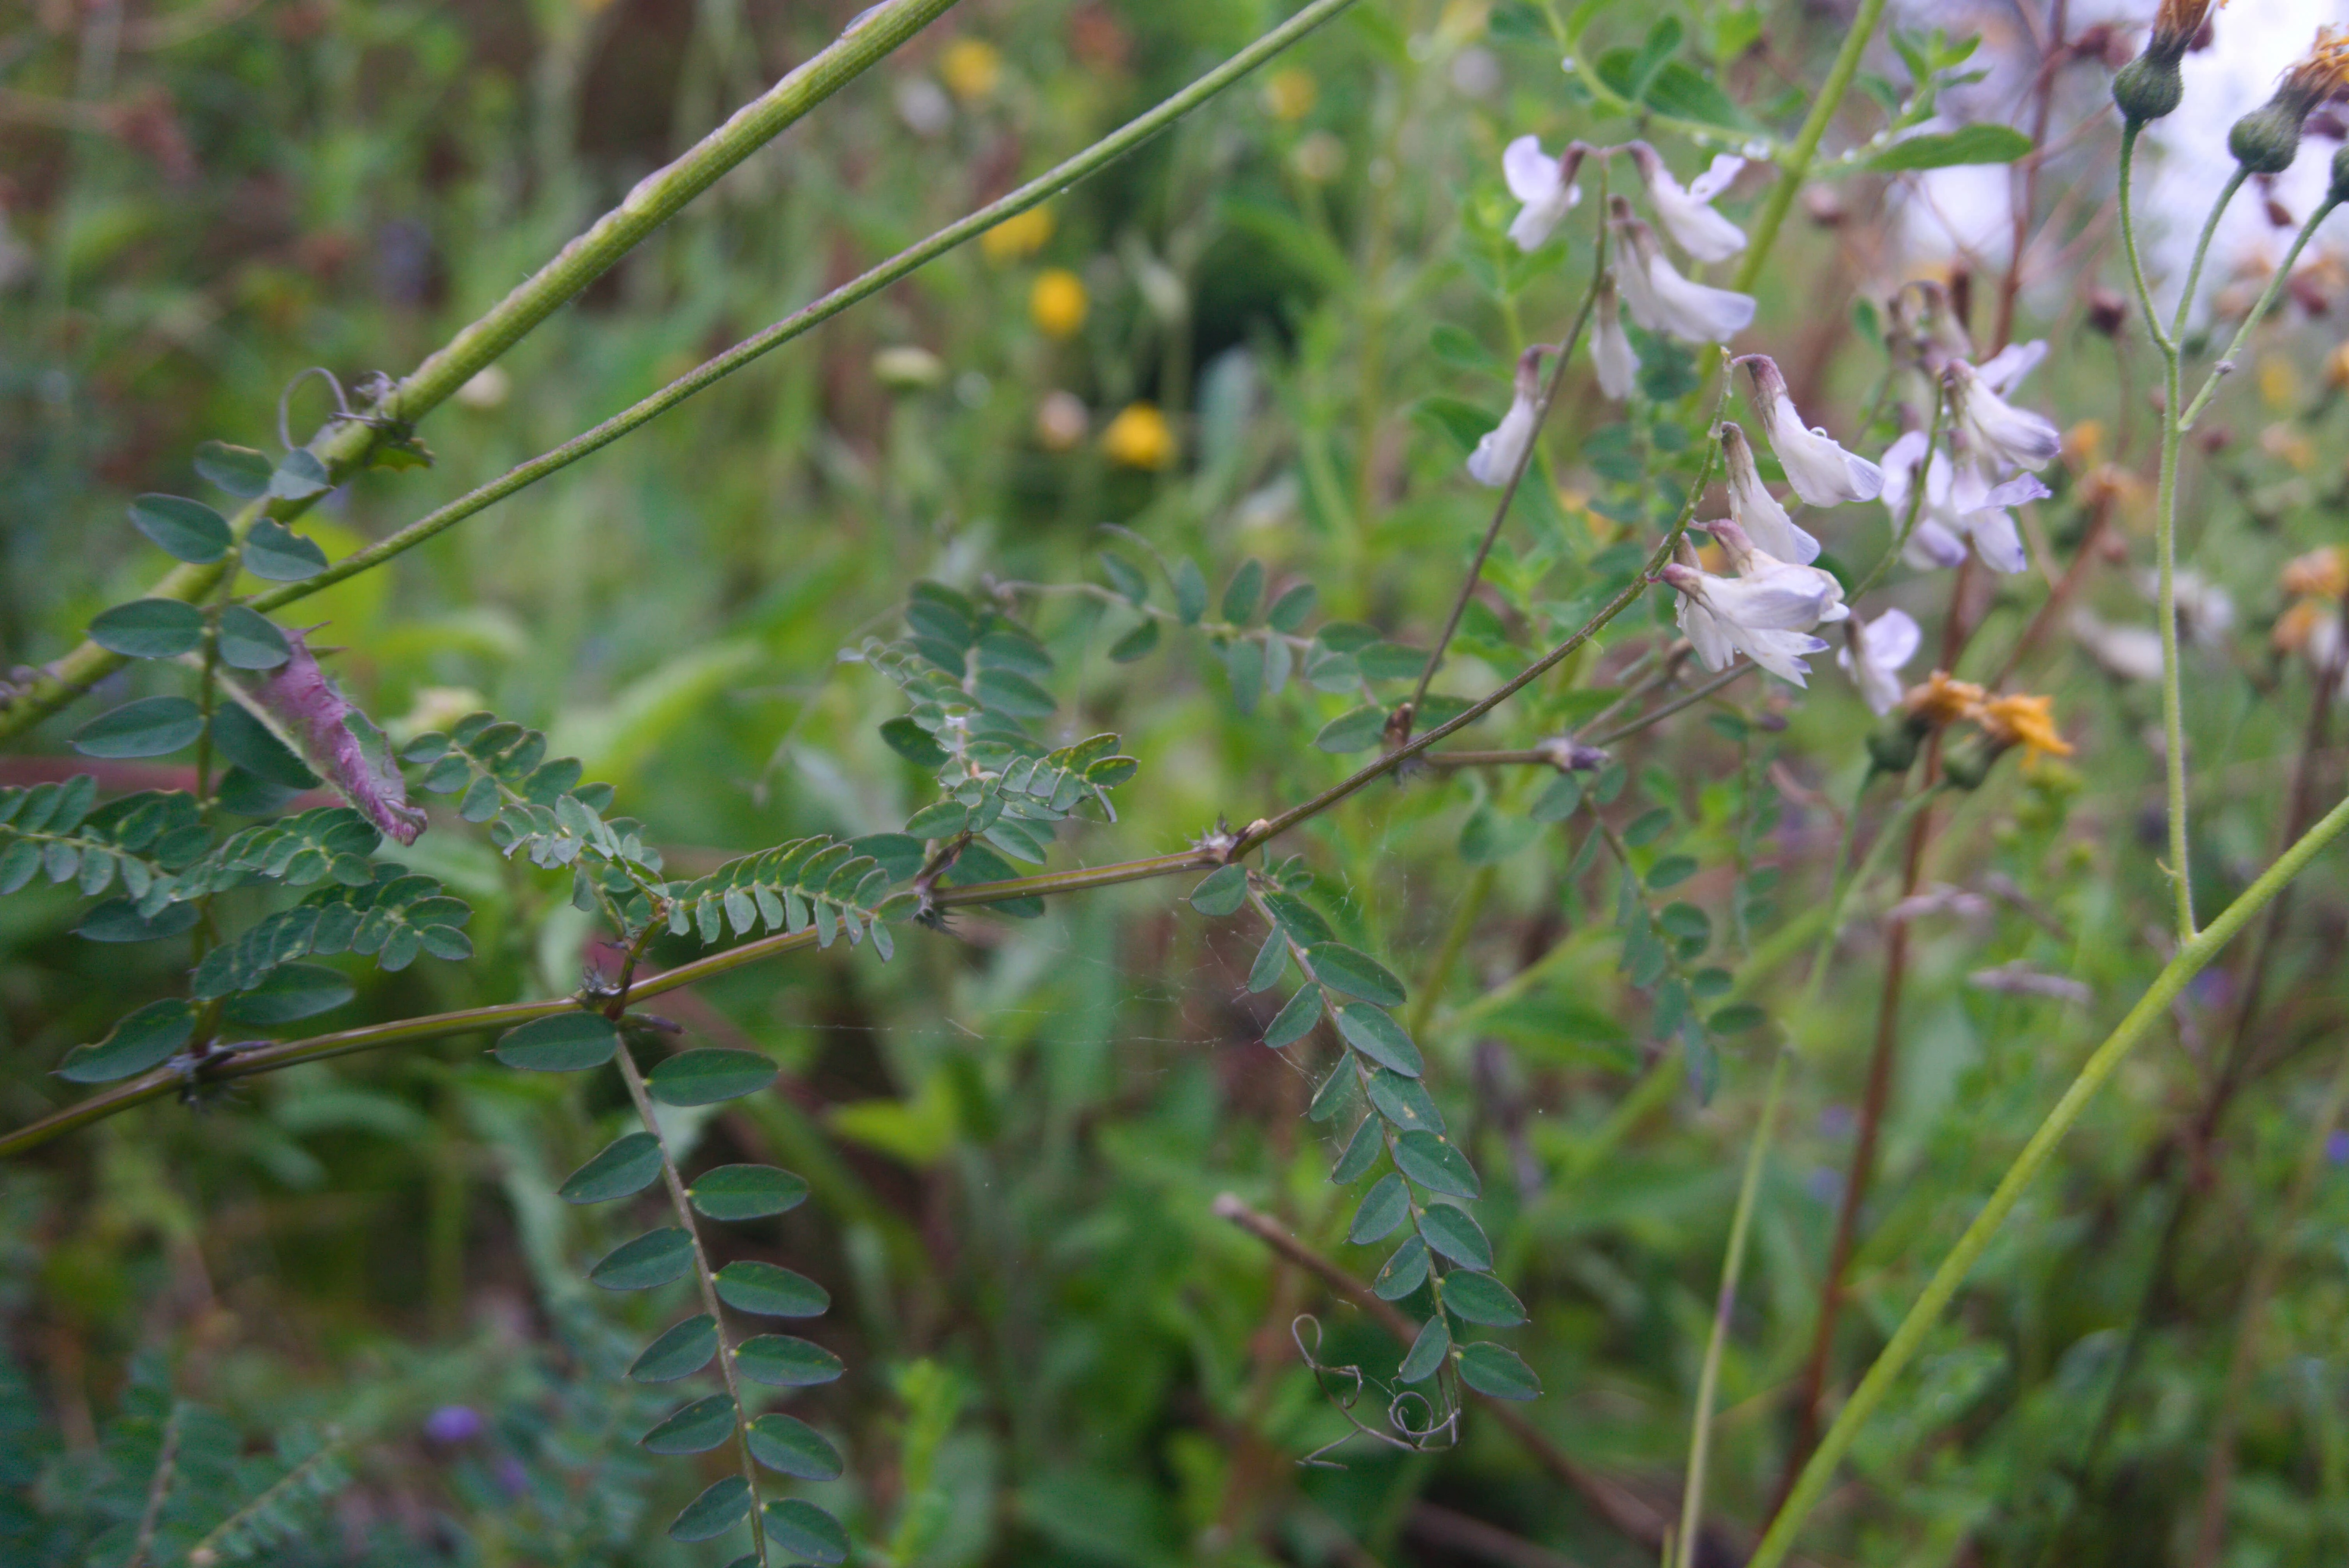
253;630;426;845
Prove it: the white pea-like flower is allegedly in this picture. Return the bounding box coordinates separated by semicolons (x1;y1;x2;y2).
1737;354;1884;506
1591;276;1639;401
1947;357;2062;474
2070;609;2167;683
1661;522;1848;685
1721;421;1820;565
1624;141;1747;262
1466;344;1548;487
1880;428;2047;574
1836;607;1921;714
1503;136;1585;253
1609;201;1755;345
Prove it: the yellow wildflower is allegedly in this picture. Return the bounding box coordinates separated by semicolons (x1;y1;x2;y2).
980;207;1053;262
1029;268;1089;339
1102;403;1175;470
938;39;1002;104
2282;545;2348;599
1262;68;1317;122
1979;693;2073;763
1903;671;1987;728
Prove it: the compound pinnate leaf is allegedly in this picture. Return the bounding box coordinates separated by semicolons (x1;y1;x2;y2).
242;518;330;581
88;599;205;659
1457;1340;1542;1401
1373;1235;1431;1301
130;494;231;563
56;999;194;1083
1347;1172;1411;1245
1331;1114;1383;1184
668;1477;753;1543
765;1499;850;1566
559;1133;664;1204
588;1227;695;1291
214;604;292;670
629;1315;719;1382
1263;984;1323;1049
688;1164;808;1221
76;898;201;944
1108;618;1159;661
641;1393;736;1454
1314;705;1387;754
1188;864;1246;917
735;1335;846;1388
492;1011;617;1072
218;963;353;1026
1417;1203;1494;1272
1267;581;1317;632
648;1048;777;1107
1392;1130;1479;1198
1306;943;1405;1006
194;440;273;497
715;1260;829;1317
1440;1270;1528;1327
1398;1313;1450;1384
1367;1068;1445;1135
73;697;204;759
1334;1004;1423;1076
1246;930;1287;992
1100;551;1149;605
747;1413;844;1481
1173;558;1208;624
212;704;318;789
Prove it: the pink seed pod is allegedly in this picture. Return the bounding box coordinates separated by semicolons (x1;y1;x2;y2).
251;629;426;845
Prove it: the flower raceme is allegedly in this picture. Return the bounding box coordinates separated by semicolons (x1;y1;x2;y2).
1623;141;1747;262
1661;520;1848;687
1736;355;1884;506
1720;421;1821;565
1609;201;1755;344
1466;345;1550;487
1502;137;1585;253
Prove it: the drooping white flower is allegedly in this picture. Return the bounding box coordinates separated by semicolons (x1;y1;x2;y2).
1591;276;1639;401
1947;358;2062;474
1721;421;1820;565
1503;137;1585;253
1466;344;1548;487
1624;141;1747;262
1610;201;1755;345
1975;339;2048;396
1836;607;1921;714
1878;428;2047;574
1661;522;1847;686
2071;609;2167;683
1737;355;1884;507
2140;567;2236;648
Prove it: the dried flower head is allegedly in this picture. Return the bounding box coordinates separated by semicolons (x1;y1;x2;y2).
2229;27;2349;173
1904;671;1987;727
2116;0;2228;122
2282;545;2349;600
1978;693;2074;763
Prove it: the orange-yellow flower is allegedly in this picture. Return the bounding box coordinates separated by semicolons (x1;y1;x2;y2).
2282;545;2348;600
939;38;1002;104
1979;693;2073;763
1102;403;1175;470
2281;25;2349;102
1903;670;1987;727
980;207;1053;262
1029;268;1088;339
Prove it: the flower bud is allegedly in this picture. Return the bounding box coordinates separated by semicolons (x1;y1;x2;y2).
1941;742;1995;791
1865;715;1924;775
2113;53;2184;125
2229;100;2304;176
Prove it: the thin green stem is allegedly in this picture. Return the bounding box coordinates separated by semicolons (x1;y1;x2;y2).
1411;164;1611;718
2180;197;2344;429
2155;349;2193;941
1586;665;1752;749
2169;167;2249;348
250;0;1367;619
1748;786;2349;1568
2115;126;2176;356
0;0;961;741
1730;0;1891;296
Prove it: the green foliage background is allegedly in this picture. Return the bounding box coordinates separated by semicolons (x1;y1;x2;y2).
5;0;2349;1564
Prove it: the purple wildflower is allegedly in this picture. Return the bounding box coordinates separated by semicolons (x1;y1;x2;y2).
422;1404;483;1445
2328;1130;2349;1168
250;630;426;845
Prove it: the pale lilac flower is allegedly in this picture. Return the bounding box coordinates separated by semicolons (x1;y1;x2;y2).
1836;608;1921;714
1661;522;1846;685
1738;355;1884;506
1609;201;1754;344
1624;141;1747;262
1947;358;2062;474
1721;421;1820;565
1502;137;1584;253
250;630;427;845
1975;339;2048;395
1591;276;1639;401
2071;609;2167;682
1467;345;1547;487
1879;428;2048;575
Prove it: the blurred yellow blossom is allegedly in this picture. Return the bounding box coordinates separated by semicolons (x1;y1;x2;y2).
980;207;1054;261
2062;418;2103;470
1905;671;1987;727
1980;693;2073;763
2257;355;2300;412
939;39;1002;103
2326;341;2349;389
2283;545;2347;599
1030;268;1089;338
1262;68;1317;122
1102;403;1175;469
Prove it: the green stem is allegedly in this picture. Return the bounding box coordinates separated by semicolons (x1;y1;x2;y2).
2115;126;2175;356
248;0;1369;619
0;0;961;741
1675;1044;1788;1568
2155;348;2193;941
1747;786;2349;1568
1730;0;1890;296
2169;167;2248;349
2180;198;2345;429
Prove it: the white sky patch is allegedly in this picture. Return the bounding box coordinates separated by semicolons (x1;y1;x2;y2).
1887;0;2342;323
